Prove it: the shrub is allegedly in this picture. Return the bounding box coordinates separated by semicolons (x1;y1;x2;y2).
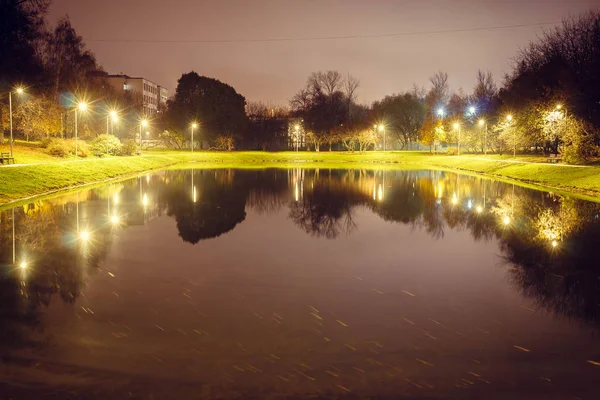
89;134;122;156
445;147;458;155
46;139;71;157
562;136;598;165
40;137;53;148
119;139;138;156
63;139;89;158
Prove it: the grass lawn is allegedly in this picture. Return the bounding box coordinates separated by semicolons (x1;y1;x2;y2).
3;145;600;205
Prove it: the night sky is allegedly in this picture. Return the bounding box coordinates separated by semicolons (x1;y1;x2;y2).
49;0;598;105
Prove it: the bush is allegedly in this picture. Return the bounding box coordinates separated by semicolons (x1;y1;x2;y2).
45;138;89;158
445;147;458;155
40;137;53;148
46;139;71;157
562;136;598;164
119;139;137;156
66;139;89;158
89;134;122;156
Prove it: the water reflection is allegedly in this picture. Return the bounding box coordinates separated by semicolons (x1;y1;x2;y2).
1;168;600;396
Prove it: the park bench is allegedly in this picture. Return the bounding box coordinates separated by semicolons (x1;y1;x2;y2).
0;152;15;165
547;154;562;163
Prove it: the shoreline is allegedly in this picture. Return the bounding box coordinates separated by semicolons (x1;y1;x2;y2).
2;151;600;208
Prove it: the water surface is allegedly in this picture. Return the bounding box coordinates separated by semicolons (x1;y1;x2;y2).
1;168;599;399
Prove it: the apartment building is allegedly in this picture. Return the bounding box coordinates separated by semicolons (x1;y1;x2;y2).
106;74;168;116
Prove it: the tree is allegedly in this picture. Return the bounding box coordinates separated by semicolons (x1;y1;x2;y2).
13;94;61;140
44;16;100;97
245;101;288;150
344;73;360;119
372;93;426;149
472;70;497;114
427;71;450;108
290;71;363;151
499;11;600;156
0;0;49;143
166;72;248;146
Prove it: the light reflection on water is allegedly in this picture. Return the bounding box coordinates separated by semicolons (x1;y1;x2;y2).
1;168;600;399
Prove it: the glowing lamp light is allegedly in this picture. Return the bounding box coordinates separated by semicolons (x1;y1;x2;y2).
506;114;513;122
437;108;445;117
469;106;476;115
551;240;558;248
451;193;458;205
479;119;485;126
142;193;149;207
294;124;300;131
378;124;384;132
556;104;562;110
113;193;119;204
192;123;198;129
503;216;511;226
78;102;88;111
476;206;483;213
19;261;27;270
79;230;90;241
110;215;120;225
16;87;24;94
110;110;119;122
453;122;460;130
141;119;149;127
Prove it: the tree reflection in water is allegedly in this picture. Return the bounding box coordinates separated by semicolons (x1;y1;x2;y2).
1;168;600;359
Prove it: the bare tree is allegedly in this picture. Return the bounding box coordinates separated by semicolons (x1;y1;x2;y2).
429;71;450;104
290;88;312;112
246;101;268;118
473;70;497;100
307;71;343;97
344;73;360;119
410;83;426;99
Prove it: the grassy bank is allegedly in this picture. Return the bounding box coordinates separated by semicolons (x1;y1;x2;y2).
2;147;600;205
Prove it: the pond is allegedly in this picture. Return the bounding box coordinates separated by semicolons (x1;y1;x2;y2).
1;168;599;399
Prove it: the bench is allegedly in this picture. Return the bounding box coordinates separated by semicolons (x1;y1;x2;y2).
547;154;562;163
0;152;15;165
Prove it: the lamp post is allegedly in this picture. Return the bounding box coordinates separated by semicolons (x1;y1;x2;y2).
140;119;148;154
191;122;198;152
294;124;300;152
9;87;24;157
75;102;88;159
106;110;118;155
506;114;515;158
453;122;461;155
556;104;566;154
378;124;385;151
479;119;487;155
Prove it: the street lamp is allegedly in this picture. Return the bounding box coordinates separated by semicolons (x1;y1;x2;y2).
453;122;461;155
106;110;119;155
378;124;386;151
191;122;198;152
75;101;88;159
139;119;148;154
506;114;515;158
479;119;488;155
8;86;25;158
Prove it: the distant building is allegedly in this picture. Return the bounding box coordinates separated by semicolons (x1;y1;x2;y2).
157;86;168;108
106;74;167;116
